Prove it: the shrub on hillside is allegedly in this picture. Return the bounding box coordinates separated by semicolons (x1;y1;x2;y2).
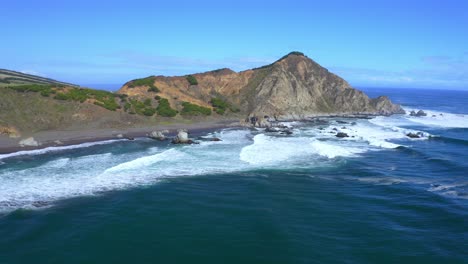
156;98;178;117
186;75;198;86
147;86;160;93
181;102;211;116
128;76;159;92
210;97;240;114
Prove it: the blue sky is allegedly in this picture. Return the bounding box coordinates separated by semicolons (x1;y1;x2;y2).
1;0;467;90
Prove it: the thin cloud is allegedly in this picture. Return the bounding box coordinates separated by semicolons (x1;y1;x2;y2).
331;53;468;88
20;70;46;77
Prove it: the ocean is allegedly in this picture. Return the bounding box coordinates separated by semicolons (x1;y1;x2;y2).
0;88;467;263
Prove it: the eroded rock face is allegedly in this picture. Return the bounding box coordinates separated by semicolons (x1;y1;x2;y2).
244;55;405;118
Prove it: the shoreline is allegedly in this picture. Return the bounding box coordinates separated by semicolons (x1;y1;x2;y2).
0;120;241;155
0;112;404;156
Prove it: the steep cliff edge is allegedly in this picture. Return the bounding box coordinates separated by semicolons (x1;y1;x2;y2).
118;52;404;119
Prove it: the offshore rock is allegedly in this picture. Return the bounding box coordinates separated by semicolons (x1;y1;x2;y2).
336;132;349;138
410;110;427;117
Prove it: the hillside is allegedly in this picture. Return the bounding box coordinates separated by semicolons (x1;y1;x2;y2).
0;69;77;87
118;52;404;119
0;52;404;138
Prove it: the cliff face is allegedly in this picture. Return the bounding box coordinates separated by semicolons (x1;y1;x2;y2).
118;52;405;119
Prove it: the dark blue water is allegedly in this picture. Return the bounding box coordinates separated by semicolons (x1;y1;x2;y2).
0;88;467;263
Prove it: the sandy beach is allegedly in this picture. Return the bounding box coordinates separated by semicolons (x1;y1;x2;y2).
0;119;241;154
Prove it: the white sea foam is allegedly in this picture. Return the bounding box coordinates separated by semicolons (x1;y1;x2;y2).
382;108;468;128
0;130;257;213
308;121;408;150
309;140;364;159
1;114;463;214
240;134;314;164
239;134;365;165
104;149;184;173
0;139;122;160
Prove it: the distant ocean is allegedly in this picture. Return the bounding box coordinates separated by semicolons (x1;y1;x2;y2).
0;88;467;263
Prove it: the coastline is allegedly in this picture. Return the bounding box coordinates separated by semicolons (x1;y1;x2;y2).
0;119;241;155
0;112;406;156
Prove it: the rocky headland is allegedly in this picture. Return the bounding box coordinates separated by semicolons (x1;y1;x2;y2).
0;52;405;152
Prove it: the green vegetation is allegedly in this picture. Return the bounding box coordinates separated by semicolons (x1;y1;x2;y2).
147;86;160;93
181;102;211;116
124;102;131;111
210;97;240;115
280;51;305;59
156;98;178;117
6;84;57;93
6;84;120;111
128;76;159;92
40;90;52;97
142;108;156;116
128;99;156;116
186;75;198;85
210;97;228;115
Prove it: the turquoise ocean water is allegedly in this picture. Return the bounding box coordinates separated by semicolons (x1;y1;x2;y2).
0;88;467;263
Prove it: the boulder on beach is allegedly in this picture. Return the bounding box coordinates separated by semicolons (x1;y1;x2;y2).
172;130;197;144
280;129;293;135
19;137;40;147
336;132;349;138
149;130;168;141
209;137;222;142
